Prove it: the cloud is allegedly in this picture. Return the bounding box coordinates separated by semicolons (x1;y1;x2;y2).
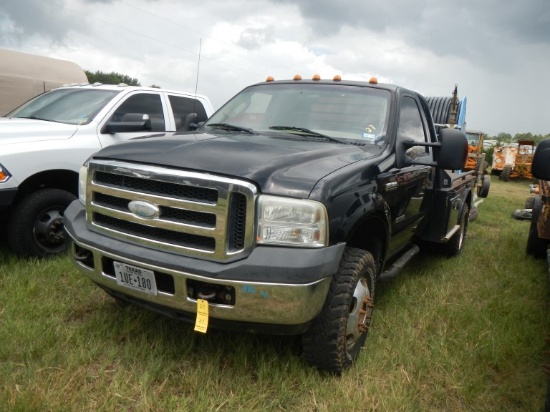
237;27;275;50
1;0;88;44
268;0;550;71
0;0;548;135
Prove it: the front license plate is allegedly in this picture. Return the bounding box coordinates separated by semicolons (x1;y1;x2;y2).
113;261;158;295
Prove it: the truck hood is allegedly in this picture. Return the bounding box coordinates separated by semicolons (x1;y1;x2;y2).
0;117;78;144
93;132;381;197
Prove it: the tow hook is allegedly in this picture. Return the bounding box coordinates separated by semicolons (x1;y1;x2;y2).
74;250;91;262
189;280;235;305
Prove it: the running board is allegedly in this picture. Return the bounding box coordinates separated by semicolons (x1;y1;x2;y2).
378;244;420;281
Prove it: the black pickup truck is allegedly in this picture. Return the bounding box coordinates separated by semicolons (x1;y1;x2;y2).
64;76;474;374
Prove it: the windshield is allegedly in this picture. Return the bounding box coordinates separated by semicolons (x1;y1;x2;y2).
466;132;481;146
8;88;120;125
204;83;391;145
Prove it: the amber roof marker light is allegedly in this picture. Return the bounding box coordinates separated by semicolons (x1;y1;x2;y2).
266;76;274;82
369;77;378;84
333;75;342;81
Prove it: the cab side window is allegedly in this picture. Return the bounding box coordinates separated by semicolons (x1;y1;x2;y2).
397;97;429;160
169;95;208;131
110;93;166;132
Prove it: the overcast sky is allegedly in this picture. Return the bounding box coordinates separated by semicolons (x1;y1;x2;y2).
1;0;549;136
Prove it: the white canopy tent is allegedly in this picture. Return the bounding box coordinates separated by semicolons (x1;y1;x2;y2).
0;48;88;116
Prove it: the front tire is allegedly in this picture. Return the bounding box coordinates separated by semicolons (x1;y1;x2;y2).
302;247;376;374
8;189;76;258
500;165;512;182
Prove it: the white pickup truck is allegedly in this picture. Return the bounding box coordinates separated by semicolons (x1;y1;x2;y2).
0;83;214;257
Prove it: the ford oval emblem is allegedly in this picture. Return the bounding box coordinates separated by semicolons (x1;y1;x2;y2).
128;200;160;219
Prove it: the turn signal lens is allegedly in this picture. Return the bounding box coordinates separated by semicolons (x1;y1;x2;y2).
0;164;11;183
78;164;88;205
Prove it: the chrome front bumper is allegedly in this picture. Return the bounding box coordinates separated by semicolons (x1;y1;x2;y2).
65;200;344;332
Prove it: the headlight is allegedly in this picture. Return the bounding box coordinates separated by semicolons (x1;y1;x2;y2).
257;195;328;247
78;164;88;205
0;164;11;183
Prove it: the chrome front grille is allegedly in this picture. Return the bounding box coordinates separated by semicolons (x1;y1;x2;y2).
86;160;257;262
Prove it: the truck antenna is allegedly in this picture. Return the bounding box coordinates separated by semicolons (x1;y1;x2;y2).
194;38;202;99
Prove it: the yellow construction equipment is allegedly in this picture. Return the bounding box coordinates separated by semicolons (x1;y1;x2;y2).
492;140;534;181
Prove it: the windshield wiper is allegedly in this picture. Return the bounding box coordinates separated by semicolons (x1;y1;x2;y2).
269;126;346;144
206;123;256;134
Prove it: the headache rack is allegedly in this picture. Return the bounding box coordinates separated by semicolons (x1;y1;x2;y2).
85;160;257;262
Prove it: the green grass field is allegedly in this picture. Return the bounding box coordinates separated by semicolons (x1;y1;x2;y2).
1;178;548;411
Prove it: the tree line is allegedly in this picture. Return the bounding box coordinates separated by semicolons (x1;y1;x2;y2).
85;70;160;88
486;132;550;146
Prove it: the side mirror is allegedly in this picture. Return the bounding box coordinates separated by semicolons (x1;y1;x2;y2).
437;128;468;170
396;128;467;170
183;113;199;131
532;139;550;180
101;113;152;134
396;136;430;169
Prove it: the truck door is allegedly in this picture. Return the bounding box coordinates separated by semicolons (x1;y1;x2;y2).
378;95;433;257
97;92;168;147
